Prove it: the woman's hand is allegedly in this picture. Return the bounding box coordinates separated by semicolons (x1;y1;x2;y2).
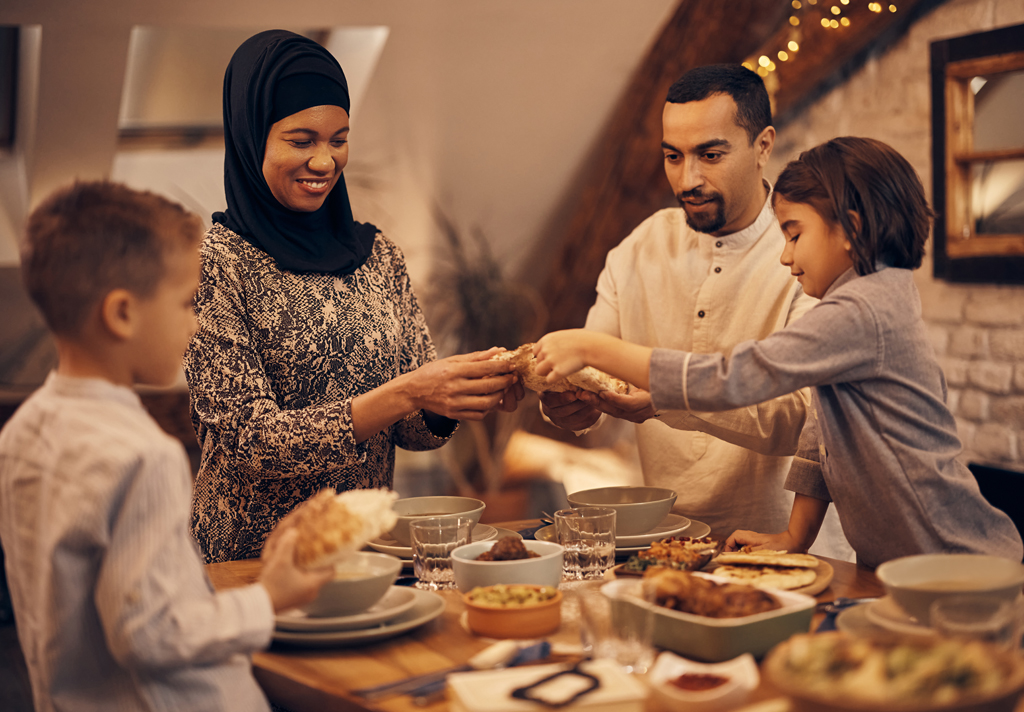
258;525;333;613
404;348;517;421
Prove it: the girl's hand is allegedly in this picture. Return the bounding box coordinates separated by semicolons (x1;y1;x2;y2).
724;529;804;553
258;528;334;613
533;330;591;383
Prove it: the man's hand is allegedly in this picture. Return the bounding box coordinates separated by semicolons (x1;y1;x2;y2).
577;387;657;424
539;389;601;431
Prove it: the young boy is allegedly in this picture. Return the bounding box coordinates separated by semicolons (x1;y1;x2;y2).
0;181;331;711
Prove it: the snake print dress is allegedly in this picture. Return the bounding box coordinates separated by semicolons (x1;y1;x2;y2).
184;224;454;563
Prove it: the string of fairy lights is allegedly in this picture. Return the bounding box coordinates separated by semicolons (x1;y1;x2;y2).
742;0;899;83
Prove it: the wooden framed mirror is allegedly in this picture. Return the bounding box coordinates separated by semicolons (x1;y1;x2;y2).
931;23;1024;283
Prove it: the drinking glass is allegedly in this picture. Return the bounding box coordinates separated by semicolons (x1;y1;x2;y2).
577;588;654;674
554;507;616;581
410;517;473;591
929;594;1022;650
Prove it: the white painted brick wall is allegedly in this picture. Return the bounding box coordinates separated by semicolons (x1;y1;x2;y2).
769;0;1024;472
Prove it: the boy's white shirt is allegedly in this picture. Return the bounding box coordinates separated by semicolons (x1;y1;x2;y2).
0;372;273;712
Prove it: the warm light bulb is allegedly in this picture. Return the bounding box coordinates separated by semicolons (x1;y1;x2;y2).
757;66;770;77
792;0;802;7
742;61;754;70
790;15;801;26
889;3;897;10
778;50;789;61
821;17;831;27
830;19;839;27
788;40;800;51
831;6;841;14
768;61;777;71
840;17;850;26
840;0;849;4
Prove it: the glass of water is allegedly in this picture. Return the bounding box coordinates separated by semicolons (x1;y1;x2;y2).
554;507;616;581
410;517;473;591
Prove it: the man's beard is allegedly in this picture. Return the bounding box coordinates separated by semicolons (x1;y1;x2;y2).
677;190;726;234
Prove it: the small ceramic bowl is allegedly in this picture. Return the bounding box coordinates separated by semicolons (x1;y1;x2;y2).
451;539;564;592
875;553;1024;624
302;552;402;618
567;486;677;535
463;584;562;639
647;650;759;712
389;495;486;547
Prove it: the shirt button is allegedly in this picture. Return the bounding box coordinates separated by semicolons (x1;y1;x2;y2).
714;267;722;273
698;310;706;318
715;241;723;248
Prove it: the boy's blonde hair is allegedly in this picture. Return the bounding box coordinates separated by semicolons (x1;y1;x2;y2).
23;181;202;336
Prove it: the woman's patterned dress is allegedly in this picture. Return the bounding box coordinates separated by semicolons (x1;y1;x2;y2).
184;224;454;563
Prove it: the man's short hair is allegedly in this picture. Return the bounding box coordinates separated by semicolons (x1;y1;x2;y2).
666;64;772;144
23;181;202;336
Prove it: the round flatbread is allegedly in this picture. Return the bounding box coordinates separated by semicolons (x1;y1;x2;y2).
493;343;629;395
292;488;398;570
713;550;819;569
712;564;818;590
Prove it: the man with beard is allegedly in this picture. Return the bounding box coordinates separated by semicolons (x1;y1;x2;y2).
541;64;849;557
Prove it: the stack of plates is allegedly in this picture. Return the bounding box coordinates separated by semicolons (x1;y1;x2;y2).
273;586;446;648
534;514;710;555
366;525;521;560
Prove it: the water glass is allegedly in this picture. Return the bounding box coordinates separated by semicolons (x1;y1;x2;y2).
410;517;472;591
577;588;654;674
929;594;1022;650
554;507;616;581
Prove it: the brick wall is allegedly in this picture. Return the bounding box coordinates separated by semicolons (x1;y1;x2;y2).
766;0;1024;472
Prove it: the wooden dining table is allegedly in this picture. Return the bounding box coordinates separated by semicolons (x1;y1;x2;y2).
206;519;887;712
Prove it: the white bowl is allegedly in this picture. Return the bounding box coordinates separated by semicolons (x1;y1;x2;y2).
647;650;759;712
567;486;677;535
875;554;1024;624
389;496;486;547
451;540;564;592
302;552;402;618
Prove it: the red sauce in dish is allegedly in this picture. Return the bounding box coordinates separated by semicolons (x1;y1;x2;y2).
670;673;729;691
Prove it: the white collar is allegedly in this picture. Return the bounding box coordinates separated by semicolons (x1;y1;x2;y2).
696;180;774;250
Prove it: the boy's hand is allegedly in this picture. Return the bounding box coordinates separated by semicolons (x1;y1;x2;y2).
724;529;804;553
258;527;333;613
533;330;590;382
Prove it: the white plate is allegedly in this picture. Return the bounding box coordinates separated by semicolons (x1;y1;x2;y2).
534;519;711;554
614;513;692;547
864;596;937;637
275;586;418;632
367;524;498;559
272;588;445;647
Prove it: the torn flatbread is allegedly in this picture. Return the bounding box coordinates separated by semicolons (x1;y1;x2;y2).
713;549;819;569
493;343;629;395
711;564;818;590
292;488;398;570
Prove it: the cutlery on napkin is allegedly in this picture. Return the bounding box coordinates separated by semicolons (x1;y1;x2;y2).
353;640;550;701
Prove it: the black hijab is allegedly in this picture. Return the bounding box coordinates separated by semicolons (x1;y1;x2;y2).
214;29;376;274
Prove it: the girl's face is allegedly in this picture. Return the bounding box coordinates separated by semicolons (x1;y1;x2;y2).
262;104;350;212
776;196;854;299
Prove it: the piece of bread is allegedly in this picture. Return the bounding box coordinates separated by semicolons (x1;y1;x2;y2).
711;564;818;590
291;488;398;570
713;549;819;569
493;343;629;395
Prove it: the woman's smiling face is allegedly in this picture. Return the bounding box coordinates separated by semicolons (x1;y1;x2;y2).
262;104;350;212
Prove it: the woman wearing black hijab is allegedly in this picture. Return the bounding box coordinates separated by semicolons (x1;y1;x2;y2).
185;30;518;564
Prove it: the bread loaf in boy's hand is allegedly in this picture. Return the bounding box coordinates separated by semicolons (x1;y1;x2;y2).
492;343;629;395
291;488;398;569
